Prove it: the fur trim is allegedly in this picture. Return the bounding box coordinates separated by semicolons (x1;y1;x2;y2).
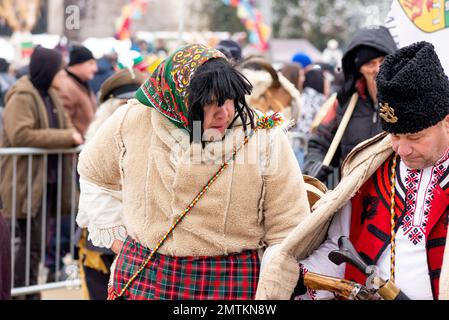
241;68;272;102
277;73;301;114
241;69;301;107
85;98;127;142
241;68;301;124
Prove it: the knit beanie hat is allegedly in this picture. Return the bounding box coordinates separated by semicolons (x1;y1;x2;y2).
354;45;387;71
376;41;449;134
69;45;95;66
292;52;312;69
216;39;242;62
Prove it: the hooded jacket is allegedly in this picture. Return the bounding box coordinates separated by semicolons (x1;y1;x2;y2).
339;26;398;105
303;26;397;182
0;76;77;219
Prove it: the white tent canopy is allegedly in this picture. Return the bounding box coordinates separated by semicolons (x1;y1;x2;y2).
269;38;323;64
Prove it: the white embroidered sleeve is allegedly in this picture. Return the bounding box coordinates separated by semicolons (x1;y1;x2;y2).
296;202;352;300
76;177;127;248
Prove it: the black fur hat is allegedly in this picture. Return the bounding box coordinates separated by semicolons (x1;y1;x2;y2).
376;41;449;134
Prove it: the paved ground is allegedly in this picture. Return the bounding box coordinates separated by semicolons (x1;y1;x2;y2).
42;287;84;300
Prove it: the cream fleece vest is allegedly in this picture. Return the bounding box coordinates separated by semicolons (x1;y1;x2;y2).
78;99;311;257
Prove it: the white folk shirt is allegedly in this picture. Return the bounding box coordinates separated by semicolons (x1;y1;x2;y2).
298;149;449;300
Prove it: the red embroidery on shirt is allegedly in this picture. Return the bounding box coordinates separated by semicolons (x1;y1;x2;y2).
401;149;449;245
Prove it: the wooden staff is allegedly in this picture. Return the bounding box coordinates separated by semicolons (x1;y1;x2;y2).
310;92;337;133
322;93;359;166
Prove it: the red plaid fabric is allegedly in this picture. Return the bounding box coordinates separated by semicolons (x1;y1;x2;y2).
108;237;260;300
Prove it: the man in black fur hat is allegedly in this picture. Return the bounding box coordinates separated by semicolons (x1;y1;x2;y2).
256;41;449;300
303;26;397;186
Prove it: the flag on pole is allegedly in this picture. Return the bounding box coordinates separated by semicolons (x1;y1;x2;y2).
385;0;449;75
222;0;270;52
115;0;148;40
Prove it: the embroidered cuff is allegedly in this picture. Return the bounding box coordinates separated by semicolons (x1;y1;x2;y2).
293;264;318;300
87;224;128;248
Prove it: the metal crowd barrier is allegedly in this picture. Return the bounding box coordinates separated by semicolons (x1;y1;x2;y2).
0;146;83;297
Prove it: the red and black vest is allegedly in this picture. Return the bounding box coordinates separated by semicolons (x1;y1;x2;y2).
345;155;449;299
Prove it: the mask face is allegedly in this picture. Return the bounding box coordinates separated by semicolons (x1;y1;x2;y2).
202;99;235;141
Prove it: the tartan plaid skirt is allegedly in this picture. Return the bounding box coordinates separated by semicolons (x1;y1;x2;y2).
107;236;260;300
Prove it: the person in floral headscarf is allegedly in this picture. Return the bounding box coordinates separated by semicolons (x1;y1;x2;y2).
76;43;310;300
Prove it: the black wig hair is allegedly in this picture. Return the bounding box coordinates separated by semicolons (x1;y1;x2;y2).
187;58;255;143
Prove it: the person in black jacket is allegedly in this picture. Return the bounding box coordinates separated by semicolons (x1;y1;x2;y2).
303;26;397;185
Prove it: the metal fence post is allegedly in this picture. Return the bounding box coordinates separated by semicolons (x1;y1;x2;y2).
25;155;33;286
0;146;83;297
10;156;17;291
40;154;48;284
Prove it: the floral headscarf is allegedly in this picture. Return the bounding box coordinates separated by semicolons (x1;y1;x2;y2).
135;43;225;131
